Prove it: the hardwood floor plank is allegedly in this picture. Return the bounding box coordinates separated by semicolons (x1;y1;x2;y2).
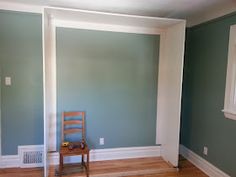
0;156;208;177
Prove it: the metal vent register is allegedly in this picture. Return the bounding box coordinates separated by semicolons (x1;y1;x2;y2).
19;145;44;167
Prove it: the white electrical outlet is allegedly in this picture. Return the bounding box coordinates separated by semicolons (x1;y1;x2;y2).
5;77;11;86
203;146;208;155
99;138;104;145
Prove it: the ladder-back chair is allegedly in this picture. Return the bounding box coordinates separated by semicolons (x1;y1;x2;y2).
59;111;89;176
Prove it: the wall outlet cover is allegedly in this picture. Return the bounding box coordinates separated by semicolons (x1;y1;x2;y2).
203;146;208;155
99;138;104;145
5;77;11;86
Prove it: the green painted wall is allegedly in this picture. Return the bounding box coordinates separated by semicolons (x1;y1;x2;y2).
56;28;159;149
181;13;236;176
0;11;43;155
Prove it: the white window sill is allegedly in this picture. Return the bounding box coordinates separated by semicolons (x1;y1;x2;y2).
222;109;236;120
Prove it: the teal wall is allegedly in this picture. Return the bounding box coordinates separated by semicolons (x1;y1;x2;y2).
181;13;236;176
56;28;159;149
0;11;43;155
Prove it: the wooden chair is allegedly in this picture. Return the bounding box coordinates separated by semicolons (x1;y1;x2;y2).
59;111;89;176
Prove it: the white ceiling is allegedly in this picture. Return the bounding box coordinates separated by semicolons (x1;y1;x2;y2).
1;0;236;26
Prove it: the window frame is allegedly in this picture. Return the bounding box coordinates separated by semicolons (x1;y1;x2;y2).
223;24;236;120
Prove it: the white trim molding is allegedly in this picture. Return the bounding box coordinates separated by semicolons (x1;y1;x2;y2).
0;0;235;28
0;1;42;14
0;155;20;168
43;7;185;169
0;146;160;168
222;24;236;121
180;145;230;177
187;1;236;27
222;110;236;120
54;19;164;35
0;145;44;169
49;146;161;165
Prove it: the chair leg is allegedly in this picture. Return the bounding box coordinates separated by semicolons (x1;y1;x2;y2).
82;154;84;165
59;154;63;175
86;152;89;177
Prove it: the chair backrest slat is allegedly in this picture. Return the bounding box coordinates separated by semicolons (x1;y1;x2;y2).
64;112;84;117
64;120;82;125
64;128;82;134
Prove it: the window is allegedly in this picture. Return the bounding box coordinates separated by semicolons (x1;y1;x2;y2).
223;24;236;120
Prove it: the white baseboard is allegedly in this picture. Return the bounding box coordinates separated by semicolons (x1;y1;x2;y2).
179;145;230;177
0;145;160;168
49;146;161;165
0;145;44;168
0;155;20;168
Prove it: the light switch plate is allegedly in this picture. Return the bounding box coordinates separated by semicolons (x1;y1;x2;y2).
5;77;11;86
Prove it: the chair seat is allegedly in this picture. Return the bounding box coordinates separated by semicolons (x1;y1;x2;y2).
60;142;89;156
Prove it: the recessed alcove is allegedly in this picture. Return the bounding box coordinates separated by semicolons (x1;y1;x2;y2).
43;6;185;176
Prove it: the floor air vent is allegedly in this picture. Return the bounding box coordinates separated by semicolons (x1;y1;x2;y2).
18;145;44;168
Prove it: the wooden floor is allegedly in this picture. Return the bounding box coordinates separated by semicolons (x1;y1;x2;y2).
0;157;208;177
